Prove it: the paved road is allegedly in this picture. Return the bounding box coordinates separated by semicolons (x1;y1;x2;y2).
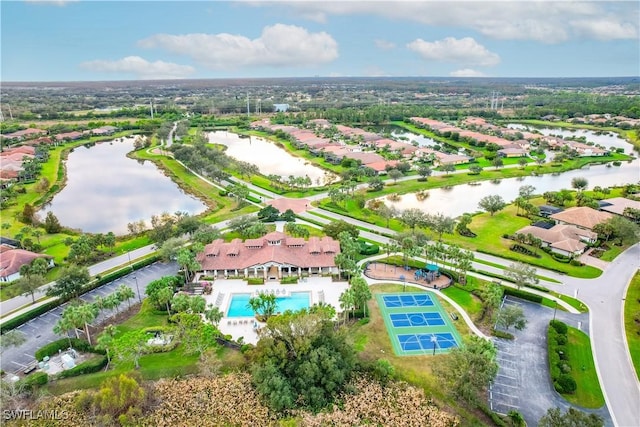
1;261;178;375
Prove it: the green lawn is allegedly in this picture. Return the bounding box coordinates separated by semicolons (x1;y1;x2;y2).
441;283;483;320
624;272;640;378
561;327;606;409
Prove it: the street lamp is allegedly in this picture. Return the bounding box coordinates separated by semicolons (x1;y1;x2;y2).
400;275;406;292
553;300;558;321
128;252;142;303
431;335;437;355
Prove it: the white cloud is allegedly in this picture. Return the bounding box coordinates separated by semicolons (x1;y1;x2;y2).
374;39;396;50
570;18;639;40
449;68;486;77
244;1;639;43
138;24;338;69
407;37;500;67
81;56;195;80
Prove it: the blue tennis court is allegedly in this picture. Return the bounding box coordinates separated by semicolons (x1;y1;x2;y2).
383;294;434;308
390;312;445;327
398;333;459;352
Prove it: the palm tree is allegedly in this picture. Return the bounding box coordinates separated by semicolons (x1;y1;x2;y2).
204;304;223;326
97;324;117;369
53;316;74;348
339;288;355;324
117;284;135;310
104;293;122;315
156;286;174;315
76;304;99;345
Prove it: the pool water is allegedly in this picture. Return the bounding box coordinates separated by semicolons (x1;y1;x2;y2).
226;292;311;317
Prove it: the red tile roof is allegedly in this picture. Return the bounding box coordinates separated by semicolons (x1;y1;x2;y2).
0;246;52;279
197;234;339;272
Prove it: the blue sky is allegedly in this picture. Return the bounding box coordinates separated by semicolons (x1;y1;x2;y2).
1;0;638;81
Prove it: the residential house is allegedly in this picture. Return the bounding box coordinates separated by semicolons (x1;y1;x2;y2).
516;224;597;257
0;245;53;282
549;206;613;231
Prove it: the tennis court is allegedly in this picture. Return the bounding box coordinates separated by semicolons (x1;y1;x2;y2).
376;292;462;356
390;312;445;327
398;333;459;352
382;294;434;308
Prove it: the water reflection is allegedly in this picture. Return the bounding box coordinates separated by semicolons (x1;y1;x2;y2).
378;159;640;218
40;138;207;235
507;124;632;151
208;130;337;185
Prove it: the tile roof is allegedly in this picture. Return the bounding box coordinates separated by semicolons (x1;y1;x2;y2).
598;197;640;216
197;234;339;272
0;246;52;279
549;207;613;230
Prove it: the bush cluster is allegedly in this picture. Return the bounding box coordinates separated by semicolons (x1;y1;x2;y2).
280;276;298;284
57;355;108;379
503;287;543;304
20;372;48;390
510;244;541;258
548;320;577;394
358;240;380;256
35;338;105;361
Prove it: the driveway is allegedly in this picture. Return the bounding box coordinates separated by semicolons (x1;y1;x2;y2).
489;297;611;426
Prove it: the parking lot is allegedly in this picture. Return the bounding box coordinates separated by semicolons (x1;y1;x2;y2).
487;297;611;426
1;261;177;375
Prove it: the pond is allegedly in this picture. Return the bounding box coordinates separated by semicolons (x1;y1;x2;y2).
370;125;439;147
39;138;207;235
208;131;337;185
378;158;640;218
506;124;633;152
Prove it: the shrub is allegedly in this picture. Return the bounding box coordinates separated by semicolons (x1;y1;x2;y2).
503;287;543;303
491;329;514;340
35;338;105;361
247;278;264;285
555;334;568;346
57;355;108;379
569;259;583;266
20;372;48;389
280;276;298;285
550;320;568;334
555;374;577;394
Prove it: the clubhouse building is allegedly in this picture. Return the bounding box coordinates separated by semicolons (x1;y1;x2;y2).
196;232;340;280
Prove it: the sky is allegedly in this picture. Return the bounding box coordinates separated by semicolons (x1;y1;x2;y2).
1;0;639;81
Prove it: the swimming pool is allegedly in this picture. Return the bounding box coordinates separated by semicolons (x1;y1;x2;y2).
226;292;311;317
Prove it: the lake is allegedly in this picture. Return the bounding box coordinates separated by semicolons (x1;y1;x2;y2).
39;138;207;235
506;124;633;152
208;131;338;185
378;158;640;218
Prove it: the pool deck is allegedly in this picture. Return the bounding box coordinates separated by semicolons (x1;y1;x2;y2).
204;277;350;344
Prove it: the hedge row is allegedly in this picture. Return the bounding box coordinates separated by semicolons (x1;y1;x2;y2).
20;372;48;389
548;320;577;394
358;240;380;256
56;355;108;379
0;256;160;334
503;287;543;304
280;276;298;284
35;338;106;361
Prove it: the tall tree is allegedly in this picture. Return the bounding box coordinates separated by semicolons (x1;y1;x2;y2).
400;208;428;232
496;305;528;330
350;276;372;317
571;177;589;193
251;309;356;412
434;336;498;405
478;195;507;216
47;265;90;300
504;262;539;289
